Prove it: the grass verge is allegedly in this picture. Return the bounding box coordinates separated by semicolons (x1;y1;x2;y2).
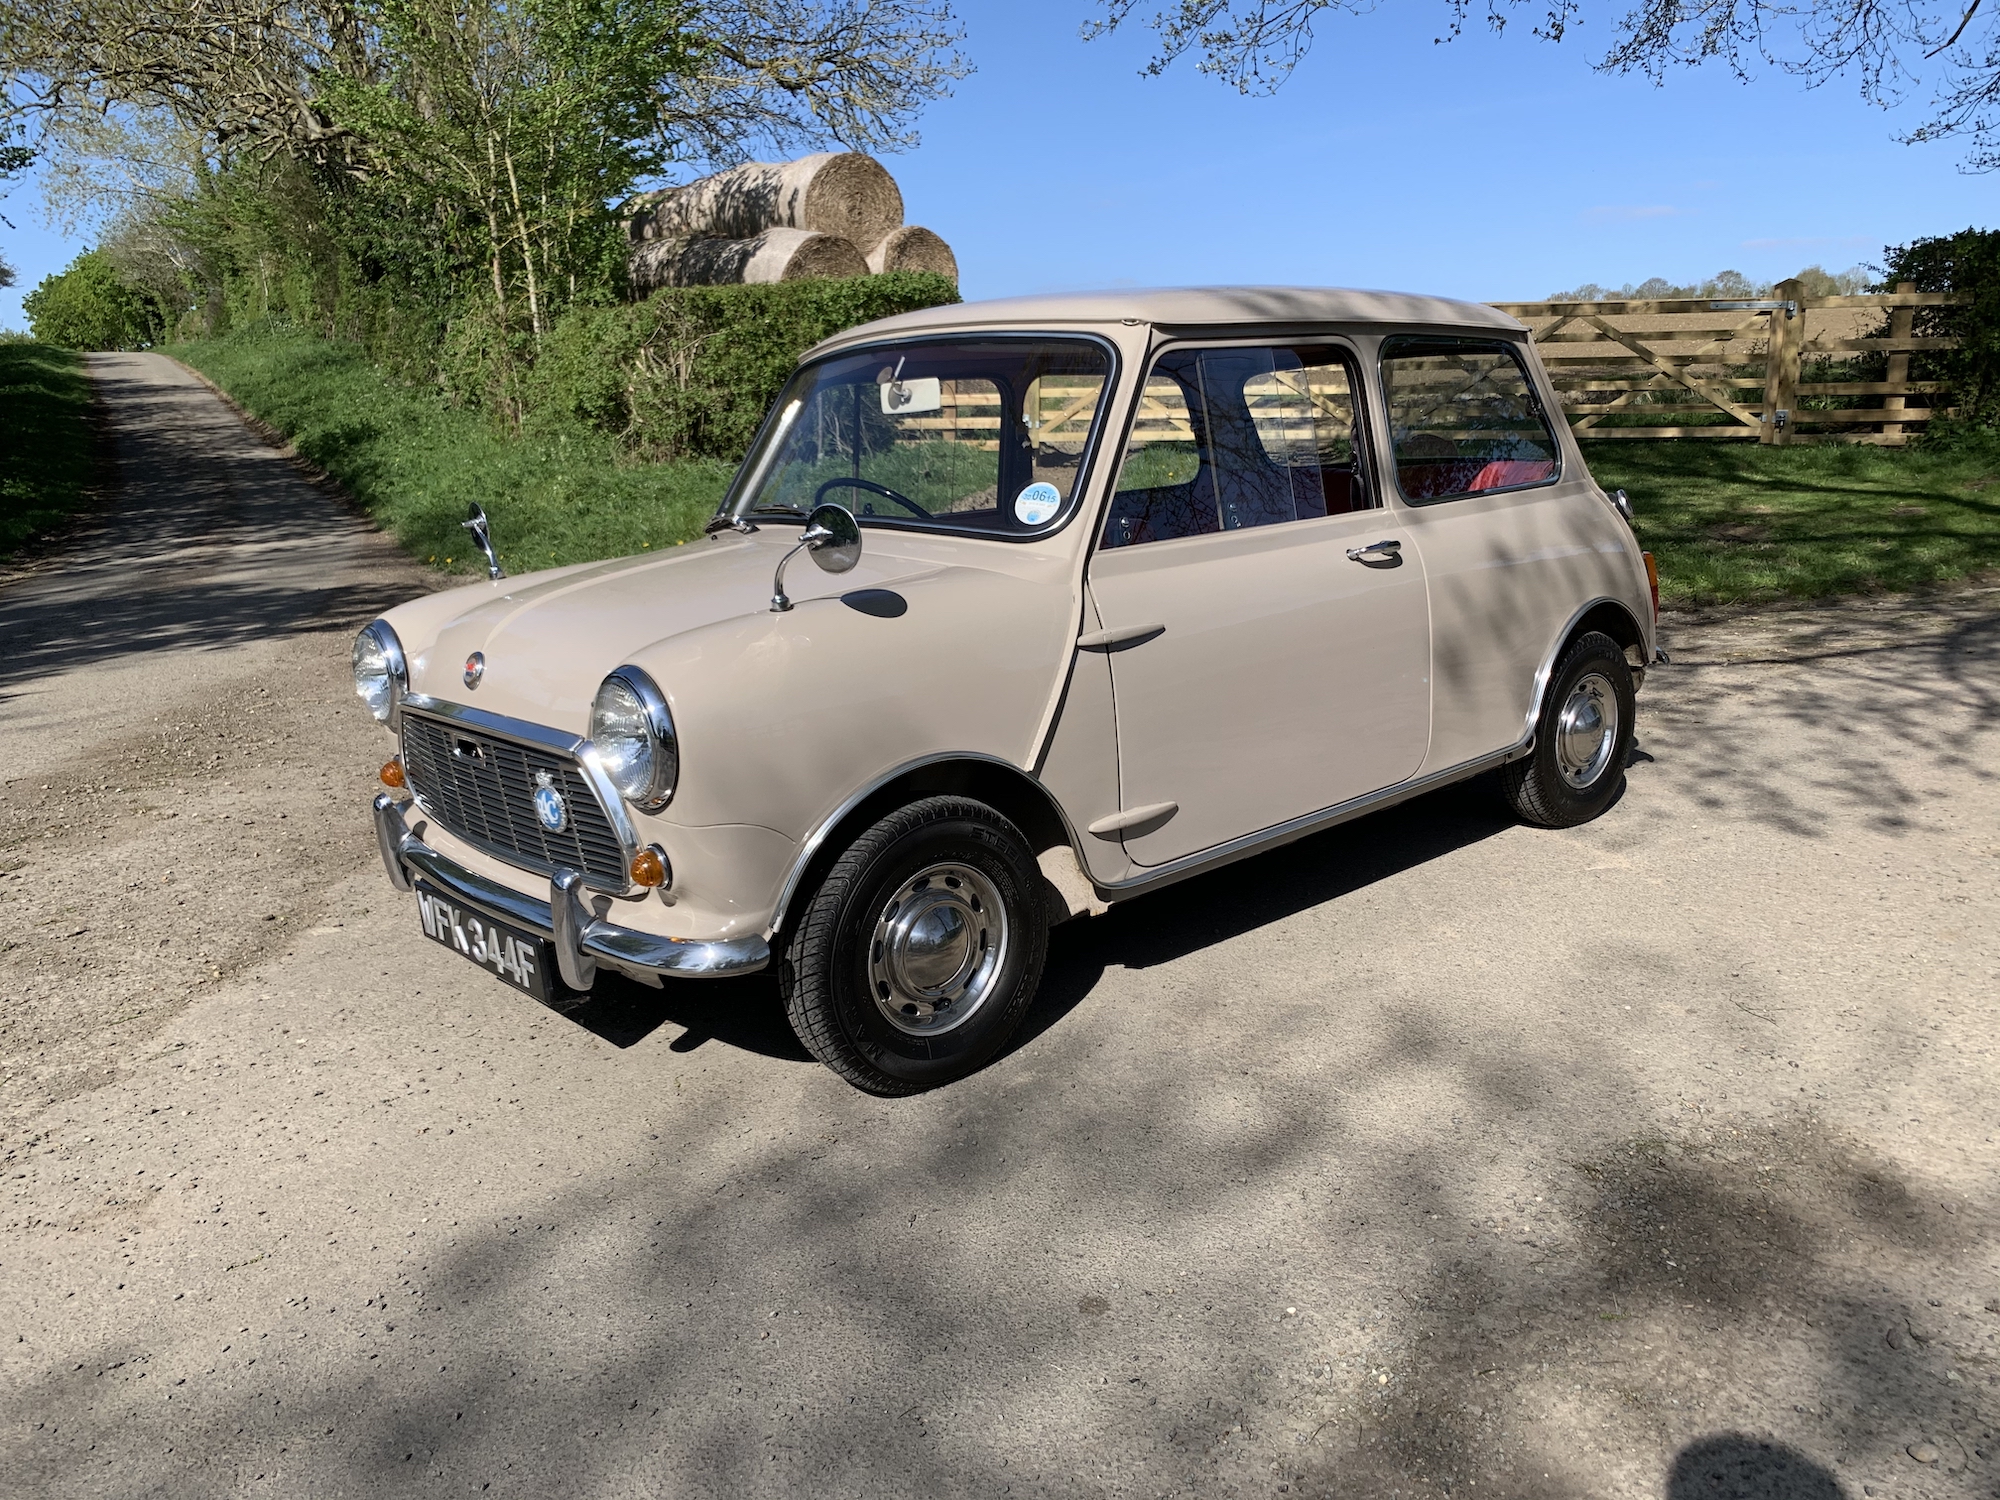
1584;439;2000;607
0;345;95;561
172;326;734;577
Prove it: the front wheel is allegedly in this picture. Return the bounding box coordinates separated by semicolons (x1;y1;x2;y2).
780;796;1049;1095
1501;630;1636;829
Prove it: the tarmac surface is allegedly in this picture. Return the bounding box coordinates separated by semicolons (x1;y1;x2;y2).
2;350;1998;1499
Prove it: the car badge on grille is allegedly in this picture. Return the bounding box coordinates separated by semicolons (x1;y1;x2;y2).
463;651;485;689
532;770;568;833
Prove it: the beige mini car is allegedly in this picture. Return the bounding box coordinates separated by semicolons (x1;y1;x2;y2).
359;287;1662;1093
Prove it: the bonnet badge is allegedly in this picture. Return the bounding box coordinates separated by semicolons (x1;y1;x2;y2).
532;770;568;833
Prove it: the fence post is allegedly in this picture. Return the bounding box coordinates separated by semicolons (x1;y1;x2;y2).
1762;277;1803;446
1883;280;1914;444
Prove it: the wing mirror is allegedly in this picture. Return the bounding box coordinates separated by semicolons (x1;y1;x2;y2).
770;503;862;612
462;503;505;580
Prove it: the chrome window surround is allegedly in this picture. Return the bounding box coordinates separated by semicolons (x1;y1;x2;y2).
398;693;641;892
715;330;1125;543
1378;334;1564;506
594;666;679;813
1098;334;1382;538
356;619;410;729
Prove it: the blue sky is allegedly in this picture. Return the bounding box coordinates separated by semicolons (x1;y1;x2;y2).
3;0;1992;327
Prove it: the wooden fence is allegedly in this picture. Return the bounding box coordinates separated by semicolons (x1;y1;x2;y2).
1489;278;1965;445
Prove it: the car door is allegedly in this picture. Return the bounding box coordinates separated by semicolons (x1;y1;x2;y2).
1085;341;1432;867
1372;333;1608;772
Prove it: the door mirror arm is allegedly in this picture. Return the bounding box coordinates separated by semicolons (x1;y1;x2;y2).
770;503;862;612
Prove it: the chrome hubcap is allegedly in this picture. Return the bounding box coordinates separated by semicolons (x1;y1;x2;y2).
868;862;1008;1037
1555;671;1619;789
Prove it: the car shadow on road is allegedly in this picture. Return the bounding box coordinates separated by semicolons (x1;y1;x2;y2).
552;773;1520;1066
1667;1435;1847;1499
1007;773;1519;1063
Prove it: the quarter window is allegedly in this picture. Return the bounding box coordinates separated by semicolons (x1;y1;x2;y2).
1101;345;1371;549
1380;337;1559;502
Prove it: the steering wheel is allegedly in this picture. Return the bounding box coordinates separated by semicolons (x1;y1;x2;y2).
815;476;929;521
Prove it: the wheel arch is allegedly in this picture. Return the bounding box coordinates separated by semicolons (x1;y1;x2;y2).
766;753;1077;941
1519;596;1648;750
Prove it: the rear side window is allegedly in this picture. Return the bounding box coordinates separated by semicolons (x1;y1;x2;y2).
1380;337;1559;502
1101;345;1371;549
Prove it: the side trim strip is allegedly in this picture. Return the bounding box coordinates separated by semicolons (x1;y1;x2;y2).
1089;745;1520;901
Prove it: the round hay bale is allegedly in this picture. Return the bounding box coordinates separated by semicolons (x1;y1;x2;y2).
645;153;903;249
629;229;868;290
618;187;678;241
865;225;957;282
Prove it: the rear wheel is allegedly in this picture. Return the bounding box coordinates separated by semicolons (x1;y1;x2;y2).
1501;630;1636;829
780;796;1048;1095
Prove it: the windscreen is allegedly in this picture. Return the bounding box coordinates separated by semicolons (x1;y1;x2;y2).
724;339;1113;535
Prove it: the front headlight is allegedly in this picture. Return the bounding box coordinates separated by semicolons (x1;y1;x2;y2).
352;620;407;724
590;667;677;812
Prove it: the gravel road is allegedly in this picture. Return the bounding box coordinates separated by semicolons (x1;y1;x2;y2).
3;351;1997;1500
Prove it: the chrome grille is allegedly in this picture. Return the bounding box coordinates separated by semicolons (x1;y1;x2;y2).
400;713;626;888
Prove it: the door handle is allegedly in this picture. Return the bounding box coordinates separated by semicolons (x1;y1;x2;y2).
1345;539;1402;567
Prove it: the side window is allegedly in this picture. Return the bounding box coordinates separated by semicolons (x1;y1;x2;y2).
1380;337;1559;502
1101;345;1371;549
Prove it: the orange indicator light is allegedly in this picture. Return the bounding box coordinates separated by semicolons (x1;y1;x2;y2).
380;757;407;789
630;847;668;888
1642;551;1660;623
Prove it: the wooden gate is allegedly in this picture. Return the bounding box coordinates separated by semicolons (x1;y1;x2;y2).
1486;279;1964;445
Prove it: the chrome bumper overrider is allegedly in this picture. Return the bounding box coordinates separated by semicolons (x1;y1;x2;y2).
371;794;769;984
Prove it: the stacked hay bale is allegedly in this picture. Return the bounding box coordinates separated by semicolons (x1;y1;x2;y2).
626;152;958;292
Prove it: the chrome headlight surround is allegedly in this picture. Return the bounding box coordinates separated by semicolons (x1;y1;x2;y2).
589;667;678;813
352;620;408;726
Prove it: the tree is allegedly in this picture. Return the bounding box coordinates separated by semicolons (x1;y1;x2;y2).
1880;228;2000;420
21;249;163;347
2;0;968;409
1083;0;2000;169
0;124;32;296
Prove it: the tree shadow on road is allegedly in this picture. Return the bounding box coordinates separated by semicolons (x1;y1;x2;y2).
0;355;426;694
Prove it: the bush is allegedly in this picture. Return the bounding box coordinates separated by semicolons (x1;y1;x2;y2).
1878;228;2000;426
22;250;163;349
519;271;960;460
0;344;95;557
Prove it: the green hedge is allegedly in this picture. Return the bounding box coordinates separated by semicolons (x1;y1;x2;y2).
0;344;96;558
1880;228;2000;427
523;271;960;461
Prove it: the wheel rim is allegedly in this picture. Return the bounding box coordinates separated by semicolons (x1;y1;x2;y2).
868;862;1010;1037
1554;671;1619;789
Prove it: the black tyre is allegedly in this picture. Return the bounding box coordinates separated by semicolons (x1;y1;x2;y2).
780;796;1049;1095
1501;630;1636;829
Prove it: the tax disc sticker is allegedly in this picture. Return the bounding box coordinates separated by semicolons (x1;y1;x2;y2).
1014;481;1062;526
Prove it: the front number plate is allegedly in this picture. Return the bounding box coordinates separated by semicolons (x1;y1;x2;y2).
414;881;554;1003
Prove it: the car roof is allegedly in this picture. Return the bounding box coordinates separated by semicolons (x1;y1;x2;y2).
806;285;1525;359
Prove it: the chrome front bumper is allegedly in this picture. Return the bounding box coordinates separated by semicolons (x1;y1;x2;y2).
371;794;769;985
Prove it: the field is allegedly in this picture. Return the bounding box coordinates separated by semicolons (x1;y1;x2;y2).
1587;438;2000;605
0;344;95;561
